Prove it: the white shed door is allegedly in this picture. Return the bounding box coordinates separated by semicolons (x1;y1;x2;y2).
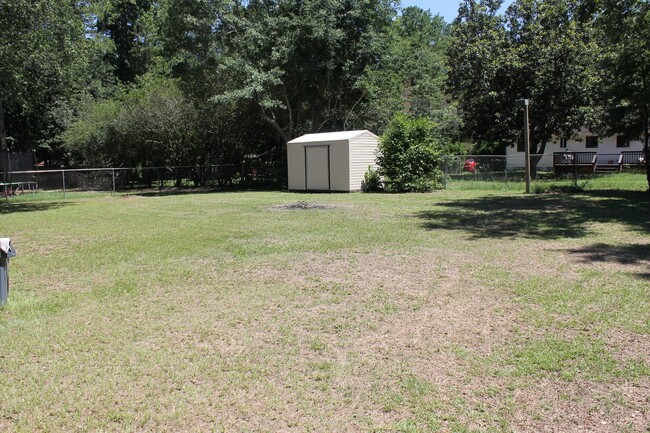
305;145;330;190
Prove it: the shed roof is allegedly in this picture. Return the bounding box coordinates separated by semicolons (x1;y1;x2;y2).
287;130;378;144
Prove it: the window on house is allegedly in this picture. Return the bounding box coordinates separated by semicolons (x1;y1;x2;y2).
616;135;630;148
585;136;598;148
559;137;567;148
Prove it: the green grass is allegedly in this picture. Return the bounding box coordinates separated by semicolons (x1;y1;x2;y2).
0;189;648;432
445;172;648;192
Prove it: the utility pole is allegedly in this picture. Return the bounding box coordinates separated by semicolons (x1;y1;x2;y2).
515;99;531;194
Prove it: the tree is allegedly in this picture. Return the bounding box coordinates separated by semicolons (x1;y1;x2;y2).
446;0;514;154
376;114;443;192
64;77;199;169
97;0;160;84
360;7;450;134
212;0;396;144
593;0;650;190
447;0;600;164
0;1;101;157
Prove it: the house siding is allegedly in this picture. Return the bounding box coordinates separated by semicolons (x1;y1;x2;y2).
506;129;645;170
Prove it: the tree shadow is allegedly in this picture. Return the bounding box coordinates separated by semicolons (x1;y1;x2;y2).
416;190;650;240
567;243;650;265
0;201;72;215
567;242;650;281
131;185;285;198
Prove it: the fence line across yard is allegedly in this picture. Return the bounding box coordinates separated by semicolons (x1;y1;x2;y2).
0;155;648;198
440;154;647;191
1;162;278;197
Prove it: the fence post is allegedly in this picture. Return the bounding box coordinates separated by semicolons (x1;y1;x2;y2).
111;168;116;194
442;156;448;189
573;152;577;187
157;168;162;192
62;170;66;198
241;161;246;185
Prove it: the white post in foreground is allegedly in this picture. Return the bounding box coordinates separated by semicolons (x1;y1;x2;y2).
516;98;531;194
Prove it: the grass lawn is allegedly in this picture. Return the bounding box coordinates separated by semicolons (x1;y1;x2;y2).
0;189;648;432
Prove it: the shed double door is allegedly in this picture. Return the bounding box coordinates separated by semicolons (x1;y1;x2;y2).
304;145;330;190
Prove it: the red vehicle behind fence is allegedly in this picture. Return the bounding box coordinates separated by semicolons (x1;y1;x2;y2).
463;158;477;172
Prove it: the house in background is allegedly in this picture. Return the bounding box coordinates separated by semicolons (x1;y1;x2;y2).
505;128;645;174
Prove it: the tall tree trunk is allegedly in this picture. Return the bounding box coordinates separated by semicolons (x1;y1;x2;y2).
643;103;650;193
258;104;289;144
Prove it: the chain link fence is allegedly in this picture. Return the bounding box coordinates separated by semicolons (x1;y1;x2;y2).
1;162;281;197
1;155;647;198
440;155;648;192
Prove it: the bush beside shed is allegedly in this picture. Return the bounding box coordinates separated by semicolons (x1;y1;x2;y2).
287;130;379;192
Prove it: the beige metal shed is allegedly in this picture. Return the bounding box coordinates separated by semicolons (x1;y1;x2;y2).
287;130;379;192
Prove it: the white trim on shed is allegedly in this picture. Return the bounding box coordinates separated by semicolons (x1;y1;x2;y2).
287;130;379;192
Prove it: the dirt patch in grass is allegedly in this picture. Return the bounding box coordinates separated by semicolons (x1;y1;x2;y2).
508;379;649;433
268;201;352;211
605;330;650;366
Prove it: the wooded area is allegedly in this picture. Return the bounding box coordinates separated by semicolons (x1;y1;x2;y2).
0;0;648;187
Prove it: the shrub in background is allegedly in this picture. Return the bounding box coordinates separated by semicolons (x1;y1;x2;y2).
376;114;443;192
362;166;383;192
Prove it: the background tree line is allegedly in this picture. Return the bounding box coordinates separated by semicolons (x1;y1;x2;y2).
0;0;647;187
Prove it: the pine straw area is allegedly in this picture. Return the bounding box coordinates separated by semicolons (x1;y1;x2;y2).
0;190;648;432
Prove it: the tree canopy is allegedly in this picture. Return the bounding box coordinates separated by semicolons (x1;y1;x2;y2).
0;0;646;190
0;1;102;154
447;0;600;158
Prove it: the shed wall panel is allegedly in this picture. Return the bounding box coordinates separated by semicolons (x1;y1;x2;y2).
287;143;306;190
349;133;379;191
329;141;350;191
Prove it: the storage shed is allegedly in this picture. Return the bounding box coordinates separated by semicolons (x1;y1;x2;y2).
287;130;379;192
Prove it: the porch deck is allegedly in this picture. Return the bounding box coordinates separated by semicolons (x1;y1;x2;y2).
553;151;646;175
553;152;596;175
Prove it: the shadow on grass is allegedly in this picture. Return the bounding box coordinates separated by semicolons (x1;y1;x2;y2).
0;201;71;214
416;190;650;240
131;185;285;198
568;243;650;281
568;243;650;265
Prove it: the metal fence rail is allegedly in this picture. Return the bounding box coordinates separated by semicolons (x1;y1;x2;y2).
441;155;648;191
0;156;647;197
1;162;279;197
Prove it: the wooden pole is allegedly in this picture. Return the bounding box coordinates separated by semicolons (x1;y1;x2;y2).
516;99;531;194
0;102;8;203
523;104;531;194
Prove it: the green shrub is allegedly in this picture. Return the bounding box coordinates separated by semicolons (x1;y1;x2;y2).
377;114;443;192
362;166;383;192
